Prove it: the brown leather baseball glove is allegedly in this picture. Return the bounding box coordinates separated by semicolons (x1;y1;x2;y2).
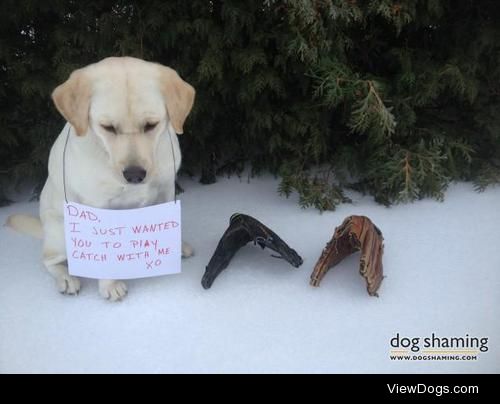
310;215;384;296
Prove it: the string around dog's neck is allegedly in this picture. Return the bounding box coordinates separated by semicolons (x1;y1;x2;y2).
62;126;178;204
169;126;177;204
62;126;71;204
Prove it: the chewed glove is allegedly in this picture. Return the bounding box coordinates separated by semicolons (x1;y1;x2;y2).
202;213;303;289
310;215;384;296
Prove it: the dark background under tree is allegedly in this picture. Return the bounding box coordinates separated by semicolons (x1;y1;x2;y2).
1;0;499;211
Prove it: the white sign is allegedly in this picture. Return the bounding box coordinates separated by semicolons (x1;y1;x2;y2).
63;201;181;279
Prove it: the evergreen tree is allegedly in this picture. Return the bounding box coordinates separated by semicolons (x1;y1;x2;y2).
1;1;499;210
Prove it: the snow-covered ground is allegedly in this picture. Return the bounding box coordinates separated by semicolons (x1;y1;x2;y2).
1;175;499;373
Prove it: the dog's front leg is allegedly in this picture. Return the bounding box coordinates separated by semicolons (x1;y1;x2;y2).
98;279;128;301
182;241;194;258
41;210;81;295
46;263;81;295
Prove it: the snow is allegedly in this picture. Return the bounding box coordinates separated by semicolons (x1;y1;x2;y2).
1;175;499;373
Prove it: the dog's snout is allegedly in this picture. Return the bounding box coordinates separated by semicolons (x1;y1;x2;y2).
123;166;147;184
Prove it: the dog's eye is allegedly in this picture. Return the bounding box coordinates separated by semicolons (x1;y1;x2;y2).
144;122;158;132
101;124;117;134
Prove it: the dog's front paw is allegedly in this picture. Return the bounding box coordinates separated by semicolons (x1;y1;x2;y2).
99;279;128;301
56;274;81;295
182;241;194;258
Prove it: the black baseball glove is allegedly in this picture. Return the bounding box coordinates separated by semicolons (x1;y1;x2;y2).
202;213;303;289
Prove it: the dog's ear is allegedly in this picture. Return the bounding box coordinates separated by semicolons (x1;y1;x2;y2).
159;66;195;134
52;69;92;136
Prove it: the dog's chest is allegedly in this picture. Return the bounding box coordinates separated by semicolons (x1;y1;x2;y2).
105;181;166;209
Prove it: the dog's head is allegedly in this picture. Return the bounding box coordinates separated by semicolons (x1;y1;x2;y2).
51;57;195;184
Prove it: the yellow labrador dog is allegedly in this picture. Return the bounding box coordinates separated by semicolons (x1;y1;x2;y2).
7;56;195;301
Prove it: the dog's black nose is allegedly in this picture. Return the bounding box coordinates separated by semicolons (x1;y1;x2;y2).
123;166;147;184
